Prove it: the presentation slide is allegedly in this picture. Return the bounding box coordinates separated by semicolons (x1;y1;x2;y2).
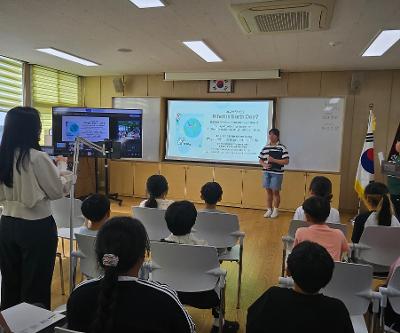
166;100;273;164
61;116;109;142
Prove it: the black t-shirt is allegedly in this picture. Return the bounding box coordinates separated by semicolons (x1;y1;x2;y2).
351;211;373;243
247;287;354;333
67;277;195;333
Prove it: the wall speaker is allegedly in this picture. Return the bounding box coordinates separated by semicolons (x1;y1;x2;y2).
350;73;362;94
113;78;124;93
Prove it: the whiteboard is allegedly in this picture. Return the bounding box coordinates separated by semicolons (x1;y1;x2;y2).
113;97;161;162
277;97;345;172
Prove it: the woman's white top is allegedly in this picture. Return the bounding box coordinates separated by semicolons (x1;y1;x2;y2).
293;206;341;224
364;212;400;227
139;198;174;210
0;149;72;220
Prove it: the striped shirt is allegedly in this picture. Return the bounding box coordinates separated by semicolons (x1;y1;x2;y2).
258;142;289;174
67;276;195;333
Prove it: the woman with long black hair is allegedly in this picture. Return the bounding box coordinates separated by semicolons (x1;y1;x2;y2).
0;106;72;310
67;216;195;333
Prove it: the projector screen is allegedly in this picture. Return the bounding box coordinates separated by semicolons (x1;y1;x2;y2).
166;100;274;165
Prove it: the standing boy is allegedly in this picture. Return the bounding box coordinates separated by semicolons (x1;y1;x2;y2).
259;128;289;218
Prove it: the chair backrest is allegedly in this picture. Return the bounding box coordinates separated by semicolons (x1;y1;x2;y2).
75;233;101;279
322;261;373;316
357;226;400;267
194;211;242;248
287;220;347;239
54;328;82;333
51;197;84;228
132;206;170;241
150;241;224;292
387;266;400;314
287;220;308;238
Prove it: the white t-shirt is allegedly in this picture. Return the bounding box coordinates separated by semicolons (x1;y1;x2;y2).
293;206;341;224
164;233;208;246
364;212;400;227
139;198;174;210
77;226;98;237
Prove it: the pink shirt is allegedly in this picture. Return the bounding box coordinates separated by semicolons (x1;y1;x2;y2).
294;224;349;261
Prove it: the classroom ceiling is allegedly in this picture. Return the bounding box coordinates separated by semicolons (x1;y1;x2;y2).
0;0;400;76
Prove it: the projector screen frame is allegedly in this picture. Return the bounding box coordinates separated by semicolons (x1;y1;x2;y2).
163;98;276;167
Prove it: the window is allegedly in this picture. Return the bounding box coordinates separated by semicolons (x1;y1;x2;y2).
0;55;23;138
32;65;81;144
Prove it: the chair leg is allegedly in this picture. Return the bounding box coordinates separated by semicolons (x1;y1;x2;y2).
281;248;286;277
61;238;65;257
236;260;243;309
236;244;244;309
57;253;65;295
219;286;226;333
71;256;77;290
370;312;375;333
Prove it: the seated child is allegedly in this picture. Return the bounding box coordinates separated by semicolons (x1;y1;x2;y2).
200;182;224;212
164;200;207;245
67;217;195;332
247;241;354;333
293;176;340;224
294;196;349;261
164;200;239;333
351;181;400;243
139;175;173;209
79;194;110;236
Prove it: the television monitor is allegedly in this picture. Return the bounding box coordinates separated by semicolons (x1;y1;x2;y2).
165;99;274;165
52;107;143;158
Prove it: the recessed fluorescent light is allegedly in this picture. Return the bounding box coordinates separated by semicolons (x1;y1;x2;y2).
182;41;223;63
36;48;99;66
362;30;400;57
129;0;165;8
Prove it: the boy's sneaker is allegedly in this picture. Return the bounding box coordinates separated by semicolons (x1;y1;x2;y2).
210;320;239;333
270;208;279;218
263;209;272;218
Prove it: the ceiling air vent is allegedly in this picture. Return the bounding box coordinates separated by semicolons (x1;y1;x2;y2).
231;0;335;34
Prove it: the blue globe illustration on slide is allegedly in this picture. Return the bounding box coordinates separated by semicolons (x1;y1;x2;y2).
183;118;202;138
67;122;79;135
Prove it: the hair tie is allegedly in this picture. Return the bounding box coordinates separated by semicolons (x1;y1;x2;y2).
102;254;119;267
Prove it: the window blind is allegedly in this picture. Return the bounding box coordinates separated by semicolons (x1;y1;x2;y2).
0;55;23;112
32;65;81;144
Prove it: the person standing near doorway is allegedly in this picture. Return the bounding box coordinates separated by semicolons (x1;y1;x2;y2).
259;128;289;218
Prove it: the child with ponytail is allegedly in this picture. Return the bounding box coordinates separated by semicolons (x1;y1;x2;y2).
67;217;195;333
293;176;341;224
351;182;400;243
139;175;173;209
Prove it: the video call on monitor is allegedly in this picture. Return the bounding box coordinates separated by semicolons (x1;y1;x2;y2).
52;107;143;158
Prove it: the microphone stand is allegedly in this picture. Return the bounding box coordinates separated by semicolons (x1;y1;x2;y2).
69;137;106;293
